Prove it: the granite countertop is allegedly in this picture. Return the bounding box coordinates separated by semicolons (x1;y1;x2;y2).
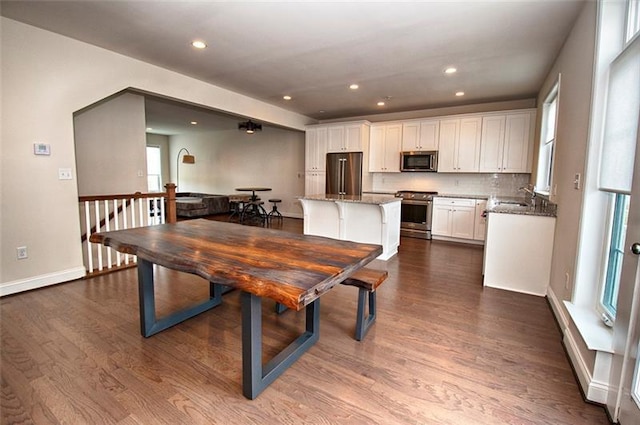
486;197;557;217
300;194;400;205
434;193;557;217
435;193;489;200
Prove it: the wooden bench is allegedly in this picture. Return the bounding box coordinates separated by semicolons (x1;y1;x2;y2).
275;267;388;341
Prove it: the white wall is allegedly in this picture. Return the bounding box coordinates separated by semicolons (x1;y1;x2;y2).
169;127;305;217
538;2;596;303
0;18;313;294
74;92;147;196
534;1;600;401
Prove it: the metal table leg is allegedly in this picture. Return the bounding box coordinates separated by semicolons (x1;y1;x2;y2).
241;292;319;399
138;259;225;337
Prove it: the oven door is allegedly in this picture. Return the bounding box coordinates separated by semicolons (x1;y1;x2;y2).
400;200;428;231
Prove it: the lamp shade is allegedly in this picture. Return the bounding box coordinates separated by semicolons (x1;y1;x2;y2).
182;154;195;164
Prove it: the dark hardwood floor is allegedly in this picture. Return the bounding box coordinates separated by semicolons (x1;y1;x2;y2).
1;215;610;424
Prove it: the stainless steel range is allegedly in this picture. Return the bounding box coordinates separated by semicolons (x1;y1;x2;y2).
395;190;438;239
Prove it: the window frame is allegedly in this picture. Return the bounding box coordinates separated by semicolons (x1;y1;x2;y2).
536;80;560;194
146;145;163;193
626;0;640;43
599;193;630;319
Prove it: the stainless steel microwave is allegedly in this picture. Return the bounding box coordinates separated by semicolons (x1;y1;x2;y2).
400;151;438;172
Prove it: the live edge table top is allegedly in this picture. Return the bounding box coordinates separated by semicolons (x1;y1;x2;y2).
89;219;382;311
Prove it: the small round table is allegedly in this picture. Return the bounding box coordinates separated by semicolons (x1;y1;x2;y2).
235;187;272;225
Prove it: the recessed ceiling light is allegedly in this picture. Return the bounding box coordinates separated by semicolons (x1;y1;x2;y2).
191;40;207;49
455;91;465;97
283;95;292;100
190;121;198;125
444;67;457;74
319;110;326;113
377;101;385;106
349;84;359;90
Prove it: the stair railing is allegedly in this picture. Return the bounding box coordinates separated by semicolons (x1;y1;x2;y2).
79;183;176;277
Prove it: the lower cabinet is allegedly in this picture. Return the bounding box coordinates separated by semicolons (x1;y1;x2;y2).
304;171;325;196
474;200;488;241
432;197;478;241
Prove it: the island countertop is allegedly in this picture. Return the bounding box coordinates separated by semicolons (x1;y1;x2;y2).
300;194;400;205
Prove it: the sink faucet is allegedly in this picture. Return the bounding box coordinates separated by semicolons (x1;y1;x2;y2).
519;185;536;206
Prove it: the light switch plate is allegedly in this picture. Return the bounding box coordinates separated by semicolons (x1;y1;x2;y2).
58;168;72;180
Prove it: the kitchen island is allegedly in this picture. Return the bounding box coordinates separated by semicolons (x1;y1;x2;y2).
299;194;401;261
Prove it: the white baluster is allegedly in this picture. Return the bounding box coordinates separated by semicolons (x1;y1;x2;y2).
85;201;93;273
160;196;166;223
95;200;103;271
123;198;129;264
114;199;121;267
104;200;112;270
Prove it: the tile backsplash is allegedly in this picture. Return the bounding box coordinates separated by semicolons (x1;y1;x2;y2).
371;173;531;197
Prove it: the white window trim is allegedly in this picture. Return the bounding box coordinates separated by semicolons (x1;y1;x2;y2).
536;78;560;196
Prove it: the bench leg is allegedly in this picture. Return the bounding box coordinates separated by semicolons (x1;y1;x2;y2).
355;288;376;341
138;259;225;337
242;292;319;399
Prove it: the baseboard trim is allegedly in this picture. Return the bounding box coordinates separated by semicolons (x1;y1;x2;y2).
0;266;86;297
547;287;611;405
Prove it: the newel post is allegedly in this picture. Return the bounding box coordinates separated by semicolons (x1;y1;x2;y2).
165;183;177;224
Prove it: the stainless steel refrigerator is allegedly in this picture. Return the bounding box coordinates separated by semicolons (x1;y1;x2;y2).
325;152;363;196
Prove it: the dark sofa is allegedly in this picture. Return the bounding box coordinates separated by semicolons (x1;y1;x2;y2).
175;192;230;217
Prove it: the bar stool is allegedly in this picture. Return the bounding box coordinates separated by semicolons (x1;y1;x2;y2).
228;195;250;222
267;199;283;224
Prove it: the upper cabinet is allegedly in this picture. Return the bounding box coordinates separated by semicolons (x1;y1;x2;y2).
305;127;328;172
479;111;534;173
327;122;369;152
401;120;439;152
437;117;482;172
369;123;402;172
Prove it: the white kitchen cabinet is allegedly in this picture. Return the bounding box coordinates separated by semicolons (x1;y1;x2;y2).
304;171;325;196
369;123;401;172
474;200;488;241
305;127;328;172
479;111;534;173
484;212;555;296
437;117;481;172
327;122;369;152
432;197;477;240
401;120;439;151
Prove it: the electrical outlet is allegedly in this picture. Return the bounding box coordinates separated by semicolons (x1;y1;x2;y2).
564;272;570;289
16;246;28;260
574;173;581;190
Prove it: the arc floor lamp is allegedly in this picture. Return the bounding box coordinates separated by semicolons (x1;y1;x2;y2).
176;148;195;191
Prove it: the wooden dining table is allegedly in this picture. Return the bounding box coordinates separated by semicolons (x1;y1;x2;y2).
89;219;382;399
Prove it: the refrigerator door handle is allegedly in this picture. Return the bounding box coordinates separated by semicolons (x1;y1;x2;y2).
340;158;346;194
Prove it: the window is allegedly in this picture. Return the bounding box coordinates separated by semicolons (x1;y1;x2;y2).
601;193;630;318
146;145;162;192
537;82;559;193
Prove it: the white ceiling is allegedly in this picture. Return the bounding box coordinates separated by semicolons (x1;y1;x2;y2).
1;0;585;134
